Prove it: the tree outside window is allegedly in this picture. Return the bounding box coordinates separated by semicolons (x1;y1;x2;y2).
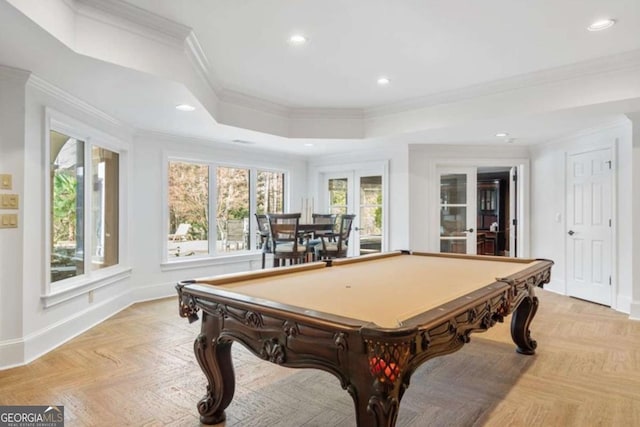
167;161;285;259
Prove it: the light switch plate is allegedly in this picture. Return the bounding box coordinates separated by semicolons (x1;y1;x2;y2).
0;174;11;190
0;214;18;228
0;194;19;209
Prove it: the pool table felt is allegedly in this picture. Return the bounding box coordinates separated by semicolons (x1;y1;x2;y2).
199;255;544;328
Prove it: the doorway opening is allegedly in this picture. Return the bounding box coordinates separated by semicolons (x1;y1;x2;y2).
438;164;523;257
476;167;514;257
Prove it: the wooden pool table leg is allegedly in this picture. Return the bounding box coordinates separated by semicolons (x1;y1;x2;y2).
348;378;403;427
510;295;540;355
194;313;236;425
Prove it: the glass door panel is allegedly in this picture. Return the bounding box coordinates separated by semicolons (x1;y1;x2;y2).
328;178;348;215
322;166;386;257
438;170;476;254
359;175;382;254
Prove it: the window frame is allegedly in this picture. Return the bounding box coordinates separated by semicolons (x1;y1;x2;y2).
162;153;288;268
43;108;130;305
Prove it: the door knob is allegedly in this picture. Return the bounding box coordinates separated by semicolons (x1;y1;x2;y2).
568;230;575;236
463;228;474;233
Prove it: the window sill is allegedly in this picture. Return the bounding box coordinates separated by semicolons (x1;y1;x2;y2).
41;266;132;308
160;252;261;272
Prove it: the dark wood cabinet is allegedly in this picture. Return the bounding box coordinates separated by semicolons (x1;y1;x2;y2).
477;180;500;230
477;179;506;255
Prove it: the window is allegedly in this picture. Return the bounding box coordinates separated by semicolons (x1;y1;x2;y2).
167;161;285;260
50;130;120;284
256;170;285;214
217;166;249;253
168;162;209;256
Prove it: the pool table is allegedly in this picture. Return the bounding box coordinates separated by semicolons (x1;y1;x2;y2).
177;251;553;426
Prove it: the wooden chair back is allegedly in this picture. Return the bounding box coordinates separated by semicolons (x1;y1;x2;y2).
266;213;305;267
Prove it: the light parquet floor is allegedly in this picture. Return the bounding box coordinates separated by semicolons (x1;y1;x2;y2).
1;290;639;426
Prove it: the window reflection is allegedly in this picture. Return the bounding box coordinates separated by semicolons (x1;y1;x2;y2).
50;130;85;283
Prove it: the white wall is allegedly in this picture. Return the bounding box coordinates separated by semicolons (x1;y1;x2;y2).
0;72;309;369
0;67;28;365
628;113;640;319
130;132;308;301
19;77;135;367
530;122;633;312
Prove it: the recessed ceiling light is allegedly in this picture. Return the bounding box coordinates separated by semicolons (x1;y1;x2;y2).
495;132;509;137
588;19;616;31
289;34;307;45
175;104;195;112
304;143;314;147
377;77;390;85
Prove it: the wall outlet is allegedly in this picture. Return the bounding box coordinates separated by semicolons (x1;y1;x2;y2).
0;214;18;228
0;194;19;209
0;174;11;190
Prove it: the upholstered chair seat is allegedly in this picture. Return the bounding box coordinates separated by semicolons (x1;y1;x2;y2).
275;243;307;253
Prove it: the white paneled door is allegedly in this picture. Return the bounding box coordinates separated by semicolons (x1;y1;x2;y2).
566;148;613;306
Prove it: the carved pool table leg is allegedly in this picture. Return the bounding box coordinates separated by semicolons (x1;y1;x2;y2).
348;378;405;427
510;295;540;355
194;313;236;425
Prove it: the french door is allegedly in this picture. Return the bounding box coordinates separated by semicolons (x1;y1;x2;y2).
437;167;477;254
323;169;385;256
566;147;613;306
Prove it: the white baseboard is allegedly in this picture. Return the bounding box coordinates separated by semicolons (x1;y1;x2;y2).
129;280;178;303
630;301;640;321
0;281;183;370
542;278;566;295
21;291;132;367
614;295;632;314
0;337;25;370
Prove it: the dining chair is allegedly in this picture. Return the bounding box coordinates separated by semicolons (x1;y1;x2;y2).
306;213;337;261
315;214;356;260
267;213;307;267
255;214;271;269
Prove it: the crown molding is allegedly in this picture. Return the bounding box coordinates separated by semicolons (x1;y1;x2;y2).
134;128;306;159
365;48;640;118
27;74;129;130
217;88;291;116
0;64;31;83
289;108;364;120
530;116;630;152
77;0;190;46
184;31;224;93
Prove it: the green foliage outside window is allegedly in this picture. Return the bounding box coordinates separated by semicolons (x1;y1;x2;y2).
53;172;77;243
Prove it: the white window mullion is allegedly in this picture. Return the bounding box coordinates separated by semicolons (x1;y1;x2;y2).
210;163;217;256
83;138;92;275
249;168;258;250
